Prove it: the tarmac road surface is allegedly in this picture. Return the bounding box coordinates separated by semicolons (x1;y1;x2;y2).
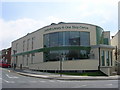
0;68;119;88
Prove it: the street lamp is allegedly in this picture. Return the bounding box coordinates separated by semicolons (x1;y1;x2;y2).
59;53;66;77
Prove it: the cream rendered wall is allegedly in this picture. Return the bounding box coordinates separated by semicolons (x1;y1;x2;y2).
29;59;99;70
118;31;120;48
11;28;44;68
111;33;118;61
118;31;120;61
111;33;118;47
100;67;111;76
90;48;99;60
103;31;110;45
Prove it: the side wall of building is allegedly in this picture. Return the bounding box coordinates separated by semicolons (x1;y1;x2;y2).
11;29;44;68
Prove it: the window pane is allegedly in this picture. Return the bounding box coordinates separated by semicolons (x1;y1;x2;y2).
49;32;59;47
65;32;70;46
58;32;63;46
44;34;49;47
80;32;90;46
49;51;59;61
69;31;80;46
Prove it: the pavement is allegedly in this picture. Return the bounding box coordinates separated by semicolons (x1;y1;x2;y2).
9;68;119;81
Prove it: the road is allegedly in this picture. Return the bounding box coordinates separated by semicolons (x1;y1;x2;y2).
0;68;119;88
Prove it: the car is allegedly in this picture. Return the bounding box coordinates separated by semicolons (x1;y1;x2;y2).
0;61;11;68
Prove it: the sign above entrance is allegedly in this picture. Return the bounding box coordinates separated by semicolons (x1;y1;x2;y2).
44;25;89;32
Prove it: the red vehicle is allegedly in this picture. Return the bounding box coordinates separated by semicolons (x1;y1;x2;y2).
0;61;11;68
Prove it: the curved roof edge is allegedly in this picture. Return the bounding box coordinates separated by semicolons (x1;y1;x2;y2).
12;22;104;43
45;22;104;30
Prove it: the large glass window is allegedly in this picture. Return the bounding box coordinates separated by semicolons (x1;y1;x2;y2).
43;31;90;47
69;31;80;46
43;31;90;62
80;32;90;46
58;32;63;46
49;32;59;47
49;51;59;61
44;50;90;62
65;32;70;46
44;34;49;47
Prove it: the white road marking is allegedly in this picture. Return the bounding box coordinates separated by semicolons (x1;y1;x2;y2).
106;84;113;86
57;80;70;82
6;74;19;78
49;80;55;82
2;78;15;83
39;81;46;83
80;85;87;87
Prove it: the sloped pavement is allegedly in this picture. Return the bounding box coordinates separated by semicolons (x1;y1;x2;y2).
9;68;119;81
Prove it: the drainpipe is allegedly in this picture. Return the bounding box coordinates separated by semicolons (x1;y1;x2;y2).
98;47;101;71
115;46;118;60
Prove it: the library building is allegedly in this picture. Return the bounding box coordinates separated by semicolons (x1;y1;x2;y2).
11;22;116;76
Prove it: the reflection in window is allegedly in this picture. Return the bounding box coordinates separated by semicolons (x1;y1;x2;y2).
69;32;80;46
49;32;59;47
44;50;90;62
58;32;63;46
65;32;70;46
44;34;49;47
43;31;90;47
80;32;90;46
80;50;89;59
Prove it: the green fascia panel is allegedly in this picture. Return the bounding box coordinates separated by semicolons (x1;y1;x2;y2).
96;26;104;45
12;46;91;57
43;46;91;52
103;38;109;45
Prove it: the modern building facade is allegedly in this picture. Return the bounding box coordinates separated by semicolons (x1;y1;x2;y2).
11;22;115;75
111;30;120;74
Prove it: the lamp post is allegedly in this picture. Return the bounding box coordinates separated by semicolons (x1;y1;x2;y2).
60;53;66;77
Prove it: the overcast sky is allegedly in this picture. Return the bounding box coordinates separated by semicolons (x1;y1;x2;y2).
0;0;119;50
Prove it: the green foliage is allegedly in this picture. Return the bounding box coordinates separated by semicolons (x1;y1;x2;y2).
58;71;106;76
